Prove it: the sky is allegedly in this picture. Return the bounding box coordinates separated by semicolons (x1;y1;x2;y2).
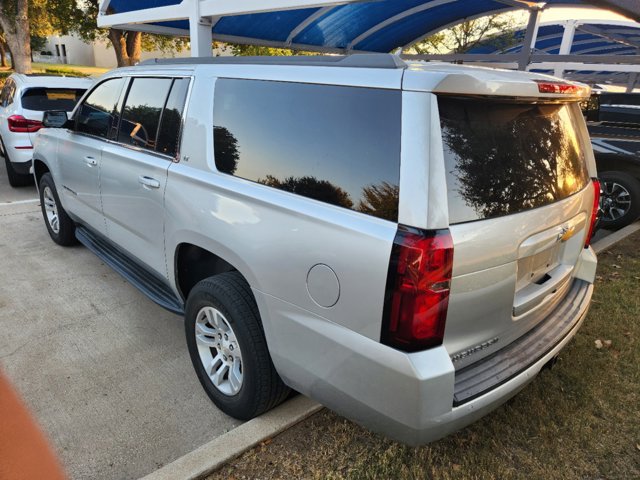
540;7;632;22
502;6;633;29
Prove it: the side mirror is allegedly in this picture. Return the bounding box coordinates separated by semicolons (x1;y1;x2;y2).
42;110;69;128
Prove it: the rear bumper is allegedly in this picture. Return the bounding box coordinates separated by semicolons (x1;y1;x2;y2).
10;155;33;174
3;133;34;172
256;278;593;446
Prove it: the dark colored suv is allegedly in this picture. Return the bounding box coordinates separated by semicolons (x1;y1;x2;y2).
584;92;640;230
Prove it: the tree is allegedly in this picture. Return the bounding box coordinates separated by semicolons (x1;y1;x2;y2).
213;126;240;175
357;182;399;222
108;29;142;67
229;43;316;57
259;175;354;209
411;14;520;55
0;32;9;68
0;0;32;73
0;0;73;72
30;35;46;59
50;0;187;67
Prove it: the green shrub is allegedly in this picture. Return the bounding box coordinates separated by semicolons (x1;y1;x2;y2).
44;67;90;78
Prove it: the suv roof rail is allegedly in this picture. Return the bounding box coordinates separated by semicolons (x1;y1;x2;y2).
138;53;407;69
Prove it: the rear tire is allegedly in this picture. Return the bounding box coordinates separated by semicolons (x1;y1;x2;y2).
39;172;77;246
599;171;640;230
2;138;33;187
185;271;290;420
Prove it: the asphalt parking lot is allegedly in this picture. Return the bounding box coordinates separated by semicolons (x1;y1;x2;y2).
0;169;241;479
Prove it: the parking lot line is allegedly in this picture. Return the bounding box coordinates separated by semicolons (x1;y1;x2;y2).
0;198;39;207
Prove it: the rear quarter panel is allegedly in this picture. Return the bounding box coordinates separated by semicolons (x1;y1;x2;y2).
164;71;397;341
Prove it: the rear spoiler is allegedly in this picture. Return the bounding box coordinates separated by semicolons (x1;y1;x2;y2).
403;65;590;100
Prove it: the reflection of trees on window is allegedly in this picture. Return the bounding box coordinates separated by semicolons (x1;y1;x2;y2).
157;108;182;157
357;181;399;222
441;100;588;220
258;175;354;209
213;126;240;175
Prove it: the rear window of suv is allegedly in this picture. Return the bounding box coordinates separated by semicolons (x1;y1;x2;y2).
21;88;86;111
438;97;590;224
213;79;401;222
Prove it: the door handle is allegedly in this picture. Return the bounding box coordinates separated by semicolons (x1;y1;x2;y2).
83;156;97;167
138;175;161;189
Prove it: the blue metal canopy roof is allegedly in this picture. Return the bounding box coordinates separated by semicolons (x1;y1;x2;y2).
469;21;640;56
103;0;636;53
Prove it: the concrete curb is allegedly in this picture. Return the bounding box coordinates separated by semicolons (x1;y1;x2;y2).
141;220;639;480
592;221;640;254
140;395;322;480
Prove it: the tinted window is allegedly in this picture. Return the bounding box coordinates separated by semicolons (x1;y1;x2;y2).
76;78;125;139
213;79;401;221
118;77;173;151
156;78;189;157
21;88;86;111
439;97;590;224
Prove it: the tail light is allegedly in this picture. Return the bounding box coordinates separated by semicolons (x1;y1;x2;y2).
585;178;601;248
381;226;454;352
8;115;43;133
533;80;587;96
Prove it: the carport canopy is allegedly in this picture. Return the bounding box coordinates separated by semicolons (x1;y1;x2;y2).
471;19;640;57
460;19;640;88
97;0;640;56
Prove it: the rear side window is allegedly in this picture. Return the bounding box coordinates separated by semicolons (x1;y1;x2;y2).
213;79;401;221
21;88;86;111
438;97;590;224
76;78;125;139
118;77;173;152
156;78;190;157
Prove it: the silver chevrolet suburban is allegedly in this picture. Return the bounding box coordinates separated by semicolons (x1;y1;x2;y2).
33;55;599;445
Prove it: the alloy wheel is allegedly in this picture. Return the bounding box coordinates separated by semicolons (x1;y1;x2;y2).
194;306;243;396
42;186;60;234
601;181;631;222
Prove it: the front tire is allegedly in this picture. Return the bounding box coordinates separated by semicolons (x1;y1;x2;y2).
599;171;640;230
185;272;290;420
39;172;77;246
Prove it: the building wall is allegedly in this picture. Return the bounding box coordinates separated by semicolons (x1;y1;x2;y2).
43;33;232;69
40;35;96;66
91;40;194;68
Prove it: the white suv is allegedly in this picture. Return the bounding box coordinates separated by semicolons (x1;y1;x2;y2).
0;74;91;186
32;55;599;445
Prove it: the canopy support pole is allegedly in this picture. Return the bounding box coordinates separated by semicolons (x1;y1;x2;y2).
518;6;542;71
189;0;212;57
627;72;638;92
554;20;578;77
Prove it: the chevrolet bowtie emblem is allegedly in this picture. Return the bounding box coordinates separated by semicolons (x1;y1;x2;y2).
558;225;576;242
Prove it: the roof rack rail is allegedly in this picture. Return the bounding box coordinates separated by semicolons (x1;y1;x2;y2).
138;53;406;69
